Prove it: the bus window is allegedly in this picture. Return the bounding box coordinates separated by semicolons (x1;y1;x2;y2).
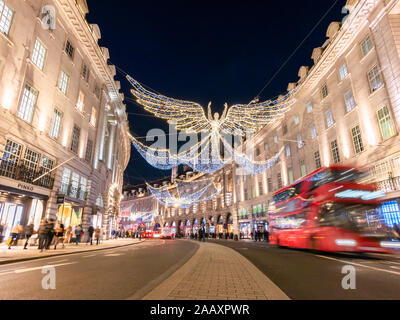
273;183;303;203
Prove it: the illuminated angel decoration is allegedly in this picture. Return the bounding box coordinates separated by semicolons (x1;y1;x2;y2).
126;75;296;174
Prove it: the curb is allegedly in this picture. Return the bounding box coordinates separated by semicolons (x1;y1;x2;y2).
0;240;145;266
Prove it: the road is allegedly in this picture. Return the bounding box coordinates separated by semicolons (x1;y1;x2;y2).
0;240;198;300
210;239;400;300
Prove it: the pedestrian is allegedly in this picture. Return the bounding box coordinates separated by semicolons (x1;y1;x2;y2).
38;220;48;252
95;227;101;245
264;230;269;243
0;223;4;243
54;223;65;249
23;221;34;250
75;224;83;245
45;219;55;250
65;225;72;243
87;225;94;245
8;224;23;249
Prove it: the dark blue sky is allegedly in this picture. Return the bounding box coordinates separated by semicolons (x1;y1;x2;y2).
86;0;346;186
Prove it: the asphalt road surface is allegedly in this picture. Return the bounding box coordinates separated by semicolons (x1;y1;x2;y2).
0;240;198;300
209;239;400;300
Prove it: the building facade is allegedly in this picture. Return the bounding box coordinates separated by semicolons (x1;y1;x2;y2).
123;0;400;237
0;0;130;240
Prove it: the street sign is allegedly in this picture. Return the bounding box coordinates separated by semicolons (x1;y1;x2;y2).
56;196;65;204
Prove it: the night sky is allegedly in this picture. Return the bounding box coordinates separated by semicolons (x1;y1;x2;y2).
86;0;346;186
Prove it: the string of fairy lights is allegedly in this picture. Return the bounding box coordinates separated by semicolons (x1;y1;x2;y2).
125;73;297;208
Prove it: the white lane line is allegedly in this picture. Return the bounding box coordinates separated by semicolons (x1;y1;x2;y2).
81;254;97;258
390;266;400;270
0;262;77;276
104;253;121;257
315;255;400;276
386;261;400;266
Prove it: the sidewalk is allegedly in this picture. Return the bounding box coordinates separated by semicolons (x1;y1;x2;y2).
142;241;290;300
0;238;143;265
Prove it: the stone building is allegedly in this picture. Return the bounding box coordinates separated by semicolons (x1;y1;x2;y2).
0;0;130;240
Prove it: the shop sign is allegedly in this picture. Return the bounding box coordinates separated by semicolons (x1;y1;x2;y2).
56;196;65;204
17;183;34;192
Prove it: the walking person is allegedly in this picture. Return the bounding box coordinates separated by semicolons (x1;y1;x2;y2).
54;223;65;249
45;219;55;250
23;222;34;250
65;225;72;244
38;220;47;252
0;223;4;243
87;225;94;245
75;224;83;245
95;227;101;245
8;224;23;249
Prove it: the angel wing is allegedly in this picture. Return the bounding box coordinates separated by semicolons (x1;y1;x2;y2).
127;75;211;133
220;90;297;136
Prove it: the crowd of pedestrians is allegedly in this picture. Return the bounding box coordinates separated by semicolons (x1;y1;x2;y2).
110;229;142;240
3;219;104;251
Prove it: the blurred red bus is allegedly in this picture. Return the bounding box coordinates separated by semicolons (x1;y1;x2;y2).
269;166;391;253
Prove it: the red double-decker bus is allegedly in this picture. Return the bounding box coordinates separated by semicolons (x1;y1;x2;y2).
269;165;392;253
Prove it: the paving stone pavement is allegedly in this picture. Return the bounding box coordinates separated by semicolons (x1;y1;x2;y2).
0;238;142;263
143;241;290;300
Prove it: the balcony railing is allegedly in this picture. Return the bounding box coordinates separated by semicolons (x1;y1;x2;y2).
0;161;54;190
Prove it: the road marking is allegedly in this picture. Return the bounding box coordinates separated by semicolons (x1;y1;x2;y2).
0;262;77;276
390;266;400;270
315;255;400;276
386;261;400;266
81;254;97;258
104;253;121;257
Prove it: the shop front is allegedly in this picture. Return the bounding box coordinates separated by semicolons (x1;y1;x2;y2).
192;218;199;235
0;182;49;242
178;221;184;236
240;222;252;239
57;203;83;229
227;214;234;234
209;217;215;237
217;215;224;238
171;221;177;235
185;220;191;236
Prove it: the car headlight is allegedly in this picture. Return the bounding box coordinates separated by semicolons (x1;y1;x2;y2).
335;239;357;246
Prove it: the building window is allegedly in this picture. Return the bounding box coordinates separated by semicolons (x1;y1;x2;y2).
310;124;317;140
368;66;383;93
351;125;364;154
76;91;84;112
273;135;278;143
18;84;37;123
344;90;355;112
297;134;303;149
0;1;13;35
288;168;294;185
79;177;87;201
0;140;22;178
258;180;263;196
90;107;97;127
377;106;395;140
282;123;288;135
23;148;40;173
326;109;334;128
58;70;69;95
361;35;373;56
31;39;47;70
70;124;81;154
277;173;283;189
94;84;100;99
81;63;90;82
300;160;306;177
331;140;341;164
339;63;348;80
65;40;75;59
60;168;71;194
255;147;260;157
307;101;313;113
70;172;80;198
85;139;93;162
321;84;328;99
244;188;248;201
49;108;62;139
314;151;321;169
264;143;269;151
267;178;273;193
285;144;291;157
